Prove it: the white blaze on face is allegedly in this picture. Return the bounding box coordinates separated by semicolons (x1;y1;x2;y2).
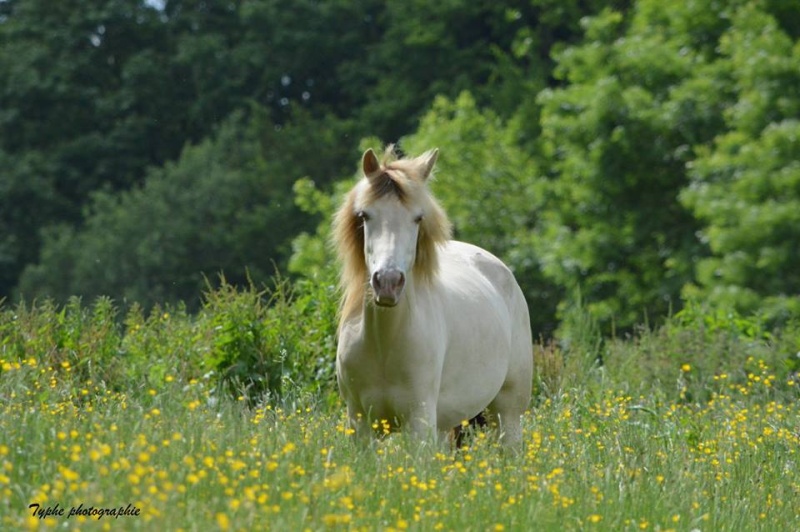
359;194;422;307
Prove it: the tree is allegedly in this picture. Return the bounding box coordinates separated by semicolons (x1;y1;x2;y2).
2;0;629;305
532;0;800;334
0;0;180;297
532;3;734;334
17;107;349;308
681;4;800;322
353;0;628;143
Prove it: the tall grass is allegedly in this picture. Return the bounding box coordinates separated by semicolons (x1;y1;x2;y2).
1;288;799;530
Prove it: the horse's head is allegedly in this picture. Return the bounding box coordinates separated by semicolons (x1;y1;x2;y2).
334;146;451;315
357;148;437;307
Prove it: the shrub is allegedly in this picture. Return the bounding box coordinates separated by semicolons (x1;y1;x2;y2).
1;274;341;408
595;301;800;404
199;275;339;406
0;297;124;398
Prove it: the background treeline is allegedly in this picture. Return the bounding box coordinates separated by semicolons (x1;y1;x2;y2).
2;0;800;339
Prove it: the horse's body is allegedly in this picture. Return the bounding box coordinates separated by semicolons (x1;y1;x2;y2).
334;147;532;447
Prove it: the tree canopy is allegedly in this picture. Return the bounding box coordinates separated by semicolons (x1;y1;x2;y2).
2;0;799;335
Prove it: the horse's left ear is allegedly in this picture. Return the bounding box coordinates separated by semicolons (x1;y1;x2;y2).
418;148;439;181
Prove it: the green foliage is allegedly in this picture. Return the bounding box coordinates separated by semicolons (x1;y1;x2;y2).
199;274;339;405
17;108;345;308
278;276;340;404
0;296;123;398
535;4;712;334
0;0;186;295
2;276;341;406
531;0;800;335
5;0;800;339
202;280;283;403
355;1;525;139
287;176;345;280
680;6;800;322
0;150;60;294
5;0;603;301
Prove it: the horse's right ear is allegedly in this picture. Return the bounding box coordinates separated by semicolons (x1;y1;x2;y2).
362;148;380;177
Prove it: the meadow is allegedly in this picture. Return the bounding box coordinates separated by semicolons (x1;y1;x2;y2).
1;287;799;531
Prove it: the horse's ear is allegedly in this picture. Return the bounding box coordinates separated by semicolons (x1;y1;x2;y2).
362;148;381;177
419;148;439;181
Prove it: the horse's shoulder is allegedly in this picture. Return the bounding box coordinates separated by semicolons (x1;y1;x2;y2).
442;240;520;301
444;241;509;275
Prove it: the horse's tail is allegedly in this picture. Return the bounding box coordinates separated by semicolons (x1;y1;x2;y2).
450;411;488;449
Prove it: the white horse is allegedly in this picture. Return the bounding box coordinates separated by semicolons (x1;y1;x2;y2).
333;146;533;448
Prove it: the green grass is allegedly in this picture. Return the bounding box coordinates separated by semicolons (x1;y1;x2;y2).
1;292;799;530
2;360;799;530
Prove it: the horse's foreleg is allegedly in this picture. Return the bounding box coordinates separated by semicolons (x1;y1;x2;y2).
406;401;439;443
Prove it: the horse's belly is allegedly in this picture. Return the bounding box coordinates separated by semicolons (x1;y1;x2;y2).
436;362;506;429
431;249;518;428
436;318;514;427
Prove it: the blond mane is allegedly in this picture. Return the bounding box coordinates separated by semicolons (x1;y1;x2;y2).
333;146;452;324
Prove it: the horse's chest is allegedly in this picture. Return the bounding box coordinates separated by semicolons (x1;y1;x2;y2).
338;340;439;411
339;347;427;392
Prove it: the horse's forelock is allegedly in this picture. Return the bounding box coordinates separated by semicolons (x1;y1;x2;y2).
366;171;408;204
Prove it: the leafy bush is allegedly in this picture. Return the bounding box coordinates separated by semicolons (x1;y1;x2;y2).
585;301;800;405
202;280;283;403
0;297;124;399
2;275;341;407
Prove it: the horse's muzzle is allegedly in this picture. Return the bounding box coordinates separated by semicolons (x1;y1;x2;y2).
371;269;405;307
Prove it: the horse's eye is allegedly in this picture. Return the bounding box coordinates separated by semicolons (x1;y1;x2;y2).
414;214;424;224
356;211;370;222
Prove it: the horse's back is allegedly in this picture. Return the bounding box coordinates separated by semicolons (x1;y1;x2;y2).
447;241;524;296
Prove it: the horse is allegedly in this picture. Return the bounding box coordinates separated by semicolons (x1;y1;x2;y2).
333;146;533;448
